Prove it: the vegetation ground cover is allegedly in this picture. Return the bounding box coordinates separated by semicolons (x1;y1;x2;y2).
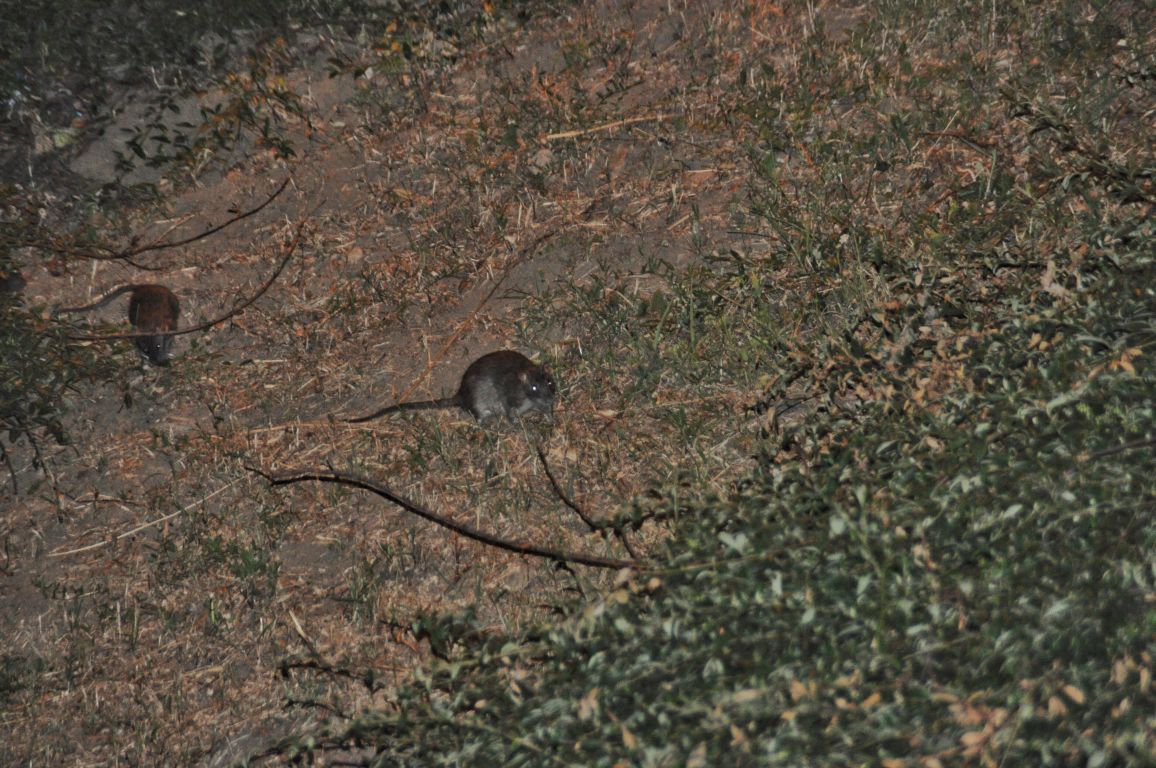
0;0;1152;765
260;1;1154;764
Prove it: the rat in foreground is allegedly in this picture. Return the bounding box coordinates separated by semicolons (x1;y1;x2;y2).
60;284;180;365
346;350;556;423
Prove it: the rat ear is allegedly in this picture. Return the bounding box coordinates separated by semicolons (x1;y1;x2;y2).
518;369;530;383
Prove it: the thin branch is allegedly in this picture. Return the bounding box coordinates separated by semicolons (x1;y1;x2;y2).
17;176;293;264
251;465;639;571
535;446;641;560
279;657;387;693
288;609;323;660
47;477;243;557
283;698;348;719
1082;436;1156;462
545;114;667;141
128;176;293;257
66;206;313;343
0;442;16;495
920;130;999;152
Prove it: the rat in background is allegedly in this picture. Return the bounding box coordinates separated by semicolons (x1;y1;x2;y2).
60;284;180;366
346;350;556;423
0;267;25;296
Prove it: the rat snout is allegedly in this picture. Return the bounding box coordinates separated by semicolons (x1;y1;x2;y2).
137;334;174;366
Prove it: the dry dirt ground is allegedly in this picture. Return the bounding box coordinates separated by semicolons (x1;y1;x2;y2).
2;0;817;763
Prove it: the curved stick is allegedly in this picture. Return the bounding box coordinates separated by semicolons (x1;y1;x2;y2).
18;177;293;266
250;465;639;571
127;176;294;258
536;446;641;560
66;208;313;342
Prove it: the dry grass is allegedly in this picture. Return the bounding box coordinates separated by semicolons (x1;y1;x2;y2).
2;0;782;763
9;0;1149;762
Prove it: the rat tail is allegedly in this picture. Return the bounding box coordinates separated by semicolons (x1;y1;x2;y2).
58;284;140;313
344;397;458;423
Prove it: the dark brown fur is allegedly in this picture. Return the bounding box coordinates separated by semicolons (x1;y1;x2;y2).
346;350;556;423
0;268;25;296
61;284;180;365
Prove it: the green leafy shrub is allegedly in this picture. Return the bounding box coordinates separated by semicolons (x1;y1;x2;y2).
0;286;117;489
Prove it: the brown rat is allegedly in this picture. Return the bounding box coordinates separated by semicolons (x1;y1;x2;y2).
346;350;556;423
60;284;180;365
0;267;25;297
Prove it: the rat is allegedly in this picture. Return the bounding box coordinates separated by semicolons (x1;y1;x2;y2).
60;283;180;366
0;267;25;296
346;350;556;423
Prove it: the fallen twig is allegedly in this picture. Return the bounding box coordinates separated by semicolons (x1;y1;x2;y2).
545;114;667;141
47;476;243;557
250;465;639;571
129;176;294;257
535;445;641;560
18;176;293;267
66;205;314;343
